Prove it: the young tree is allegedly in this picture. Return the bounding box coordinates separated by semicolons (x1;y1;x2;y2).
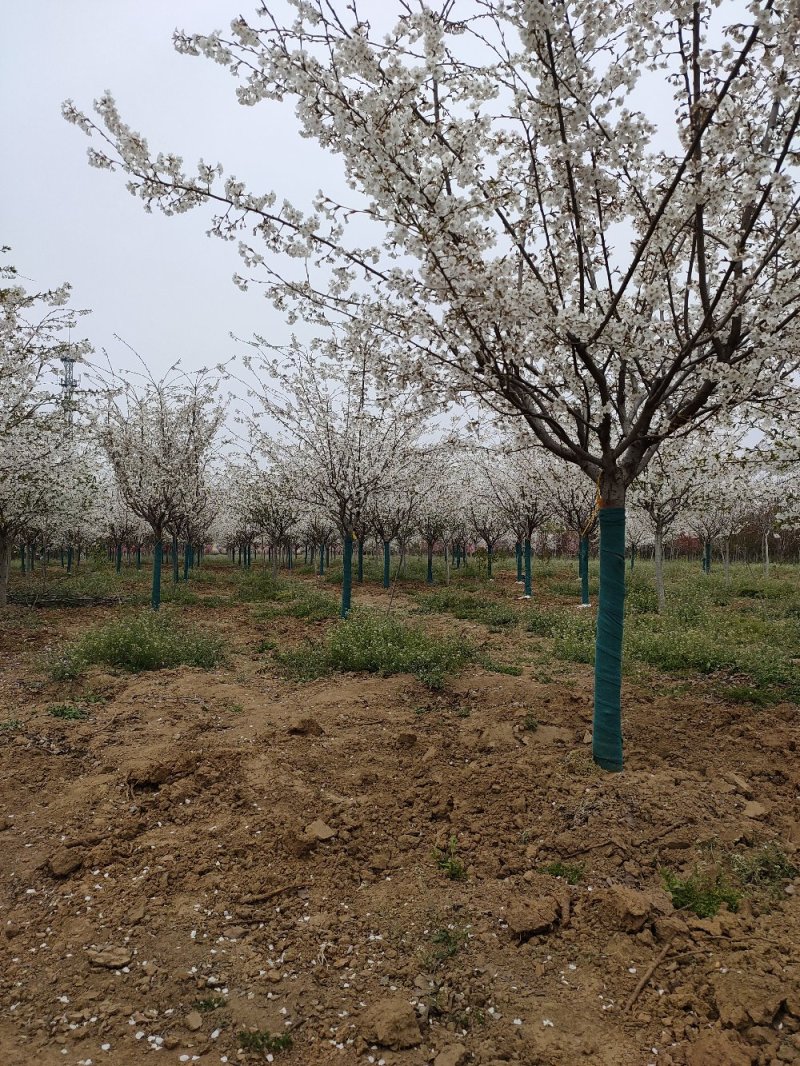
484;445;550;598
630;439;704;611
66;3;800;769
244;333;428;617
542;457;598;607
97;367;223;609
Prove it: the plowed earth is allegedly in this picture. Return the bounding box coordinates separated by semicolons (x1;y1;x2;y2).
1;567;798;1066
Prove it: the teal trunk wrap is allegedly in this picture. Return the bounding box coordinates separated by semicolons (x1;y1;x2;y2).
383;540;391;588
580;535;590;604
151;541;162;611
593;507;625;771
341;534;353;618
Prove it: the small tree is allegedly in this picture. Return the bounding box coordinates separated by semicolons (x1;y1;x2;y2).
97;367;223;609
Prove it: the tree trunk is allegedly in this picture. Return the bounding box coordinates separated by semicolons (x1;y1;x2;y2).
426;540;434;584
654;523;665;613
341;533;353;618
704;539;712;574
357;538;364;583
318;542;326;576
445;542;451;586
487;542;493;579
0;534;10;607
515;541;523;582
151;539;163;610
723;536;731;583
763;532;770;578
115;543;123;573
272;543;279;578
592;476;625;773
580;535;590;605
382;540;391;589
523;537;532;598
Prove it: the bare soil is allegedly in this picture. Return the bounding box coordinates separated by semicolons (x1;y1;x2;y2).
1;571;798;1066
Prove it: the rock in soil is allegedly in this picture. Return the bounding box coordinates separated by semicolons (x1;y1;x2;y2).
87;945;132;969
685;1029;755;1066
362;996;422;1049
506;896;561;940
47;846;82;878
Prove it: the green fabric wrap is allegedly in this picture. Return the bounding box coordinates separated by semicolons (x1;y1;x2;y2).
580;535;589;604
151;541;162;611
593;507;625;772
515;541;522;581
383;540;391;589
341;534;353;618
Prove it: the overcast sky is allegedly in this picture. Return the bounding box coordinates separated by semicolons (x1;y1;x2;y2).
1;1;334;381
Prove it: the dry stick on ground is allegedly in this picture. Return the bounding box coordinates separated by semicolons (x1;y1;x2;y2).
623;936;678;1013
560;821;688;861
240;883;309;905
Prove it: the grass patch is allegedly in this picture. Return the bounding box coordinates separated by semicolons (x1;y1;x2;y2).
662;868;741;918
540;860;584;884
418;589;521;627
48;704;90;721
729;842;798;893
238;1029;293;1053
428;925;469;961
47;612;224;679
194;995;226;1012
276;608;474;689
480;656;523;676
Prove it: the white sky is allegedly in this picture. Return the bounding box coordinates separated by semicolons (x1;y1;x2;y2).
1;1;333;381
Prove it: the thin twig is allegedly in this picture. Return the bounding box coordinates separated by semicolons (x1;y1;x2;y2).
623;936;677;1013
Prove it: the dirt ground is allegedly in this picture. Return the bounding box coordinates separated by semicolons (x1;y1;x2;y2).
1;570;798;1066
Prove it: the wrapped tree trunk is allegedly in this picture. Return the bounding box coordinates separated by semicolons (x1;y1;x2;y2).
654;522;665;613
579;535;590;605
382;540;391;589
523;537;532;598
593;477;625;773
151;539;163;610
340;533;353;618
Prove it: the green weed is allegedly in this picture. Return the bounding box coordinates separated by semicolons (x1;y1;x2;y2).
238;1029;293;1053
729;843;798;892
541;860;584;884
481;657;523;676
194;995;226;1012
47;612;224;678
276;608;474;689
48;704;89;721
662;869;741;918
434;836;467;881
429;925;468;961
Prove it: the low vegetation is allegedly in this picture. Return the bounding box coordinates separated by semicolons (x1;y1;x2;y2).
47;612;224;679
275;608;474;689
